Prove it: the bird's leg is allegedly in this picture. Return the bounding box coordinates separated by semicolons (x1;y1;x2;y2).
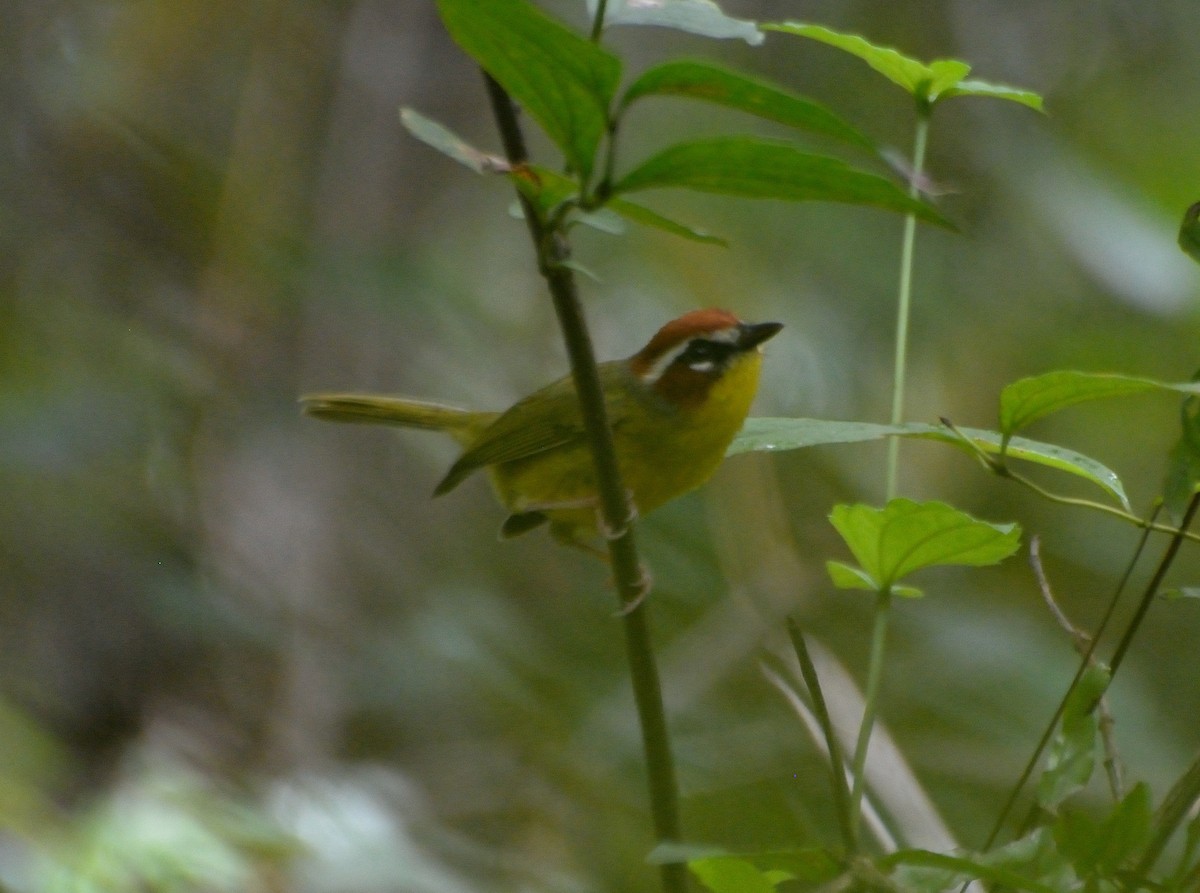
595;490;639;541
614;563;654;616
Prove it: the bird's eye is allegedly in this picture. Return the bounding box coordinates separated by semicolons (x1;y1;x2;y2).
678;338;733;372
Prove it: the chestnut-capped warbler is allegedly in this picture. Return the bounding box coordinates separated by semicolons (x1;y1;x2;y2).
301;308;781;547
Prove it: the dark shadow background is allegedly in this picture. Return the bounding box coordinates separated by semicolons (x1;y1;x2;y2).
2;1;1199;890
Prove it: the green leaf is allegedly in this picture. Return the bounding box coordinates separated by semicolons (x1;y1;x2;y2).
729;417;1130;510
607;197;728;245
765;22;943;97
1054;783;1151;878
1180;201;1200;264
999;371;1200;443
764;22;1043;110
1037;663;1109;810
591;0;763;45
436;0;620;178
400;108;509;174
1163;381;1200;523
612;137;950;226
690;856;778;893
620;60;873;148
829;499;1021;594
943;79;1045;111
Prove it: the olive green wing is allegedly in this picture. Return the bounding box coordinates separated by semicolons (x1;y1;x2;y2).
434;376;583;495
433;363;632;496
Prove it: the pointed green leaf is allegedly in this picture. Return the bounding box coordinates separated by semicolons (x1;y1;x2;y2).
607;197;728;245
764;22;940;97
689;856;777;893
729;418;1129;510
436;0;620;177
591;0;763;45
943;79;1045;111
400;108;509;174
612;137;950;225
1037;663;1109;810
1180;201;1200;264
999;371;1200;442
728;418;907;455
926;59;973;98
829;499;1020;593
621;60;872;148
765;22;1043;109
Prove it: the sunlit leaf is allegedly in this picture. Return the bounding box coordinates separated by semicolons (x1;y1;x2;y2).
590;0;763;45
765;22;940;96
612;137;950;225
999;371;1200;443
729;418;1129;509
400;108;509;174
943;79;1045;111
621;60;872;148
1037;663;1109;809
690;856;778;893
829;499;1020;595
764;22;1043;110
436;0;620;177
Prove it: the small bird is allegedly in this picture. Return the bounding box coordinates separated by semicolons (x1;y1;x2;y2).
301;308;781;548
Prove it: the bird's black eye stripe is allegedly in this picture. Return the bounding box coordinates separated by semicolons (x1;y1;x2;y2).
678;337;736;368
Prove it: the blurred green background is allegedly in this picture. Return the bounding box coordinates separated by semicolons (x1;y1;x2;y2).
3;1;1200;890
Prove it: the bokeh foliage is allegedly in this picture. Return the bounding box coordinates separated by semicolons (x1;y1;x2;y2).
2;1;1200;890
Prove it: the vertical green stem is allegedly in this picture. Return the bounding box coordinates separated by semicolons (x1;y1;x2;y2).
589;0;609;41
482;73;685;893
787;618;857;853
849;587;892;840
885;109;931;501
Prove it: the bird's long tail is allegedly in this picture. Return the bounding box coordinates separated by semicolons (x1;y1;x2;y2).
300;393;495;444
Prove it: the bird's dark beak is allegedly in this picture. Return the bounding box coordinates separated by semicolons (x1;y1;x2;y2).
737;320;784;350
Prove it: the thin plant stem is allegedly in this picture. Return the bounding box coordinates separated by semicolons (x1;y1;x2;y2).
885;110;931;501
1109;491;1200;677
482;73;686;893
980;505;1160;851
787;618;857;854
849;588;892;842
1028;536;1123;800
590;0;609;41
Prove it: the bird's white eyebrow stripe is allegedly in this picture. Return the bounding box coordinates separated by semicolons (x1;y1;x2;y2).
638;340;690;384
704;326;740;344
637;326;741;383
